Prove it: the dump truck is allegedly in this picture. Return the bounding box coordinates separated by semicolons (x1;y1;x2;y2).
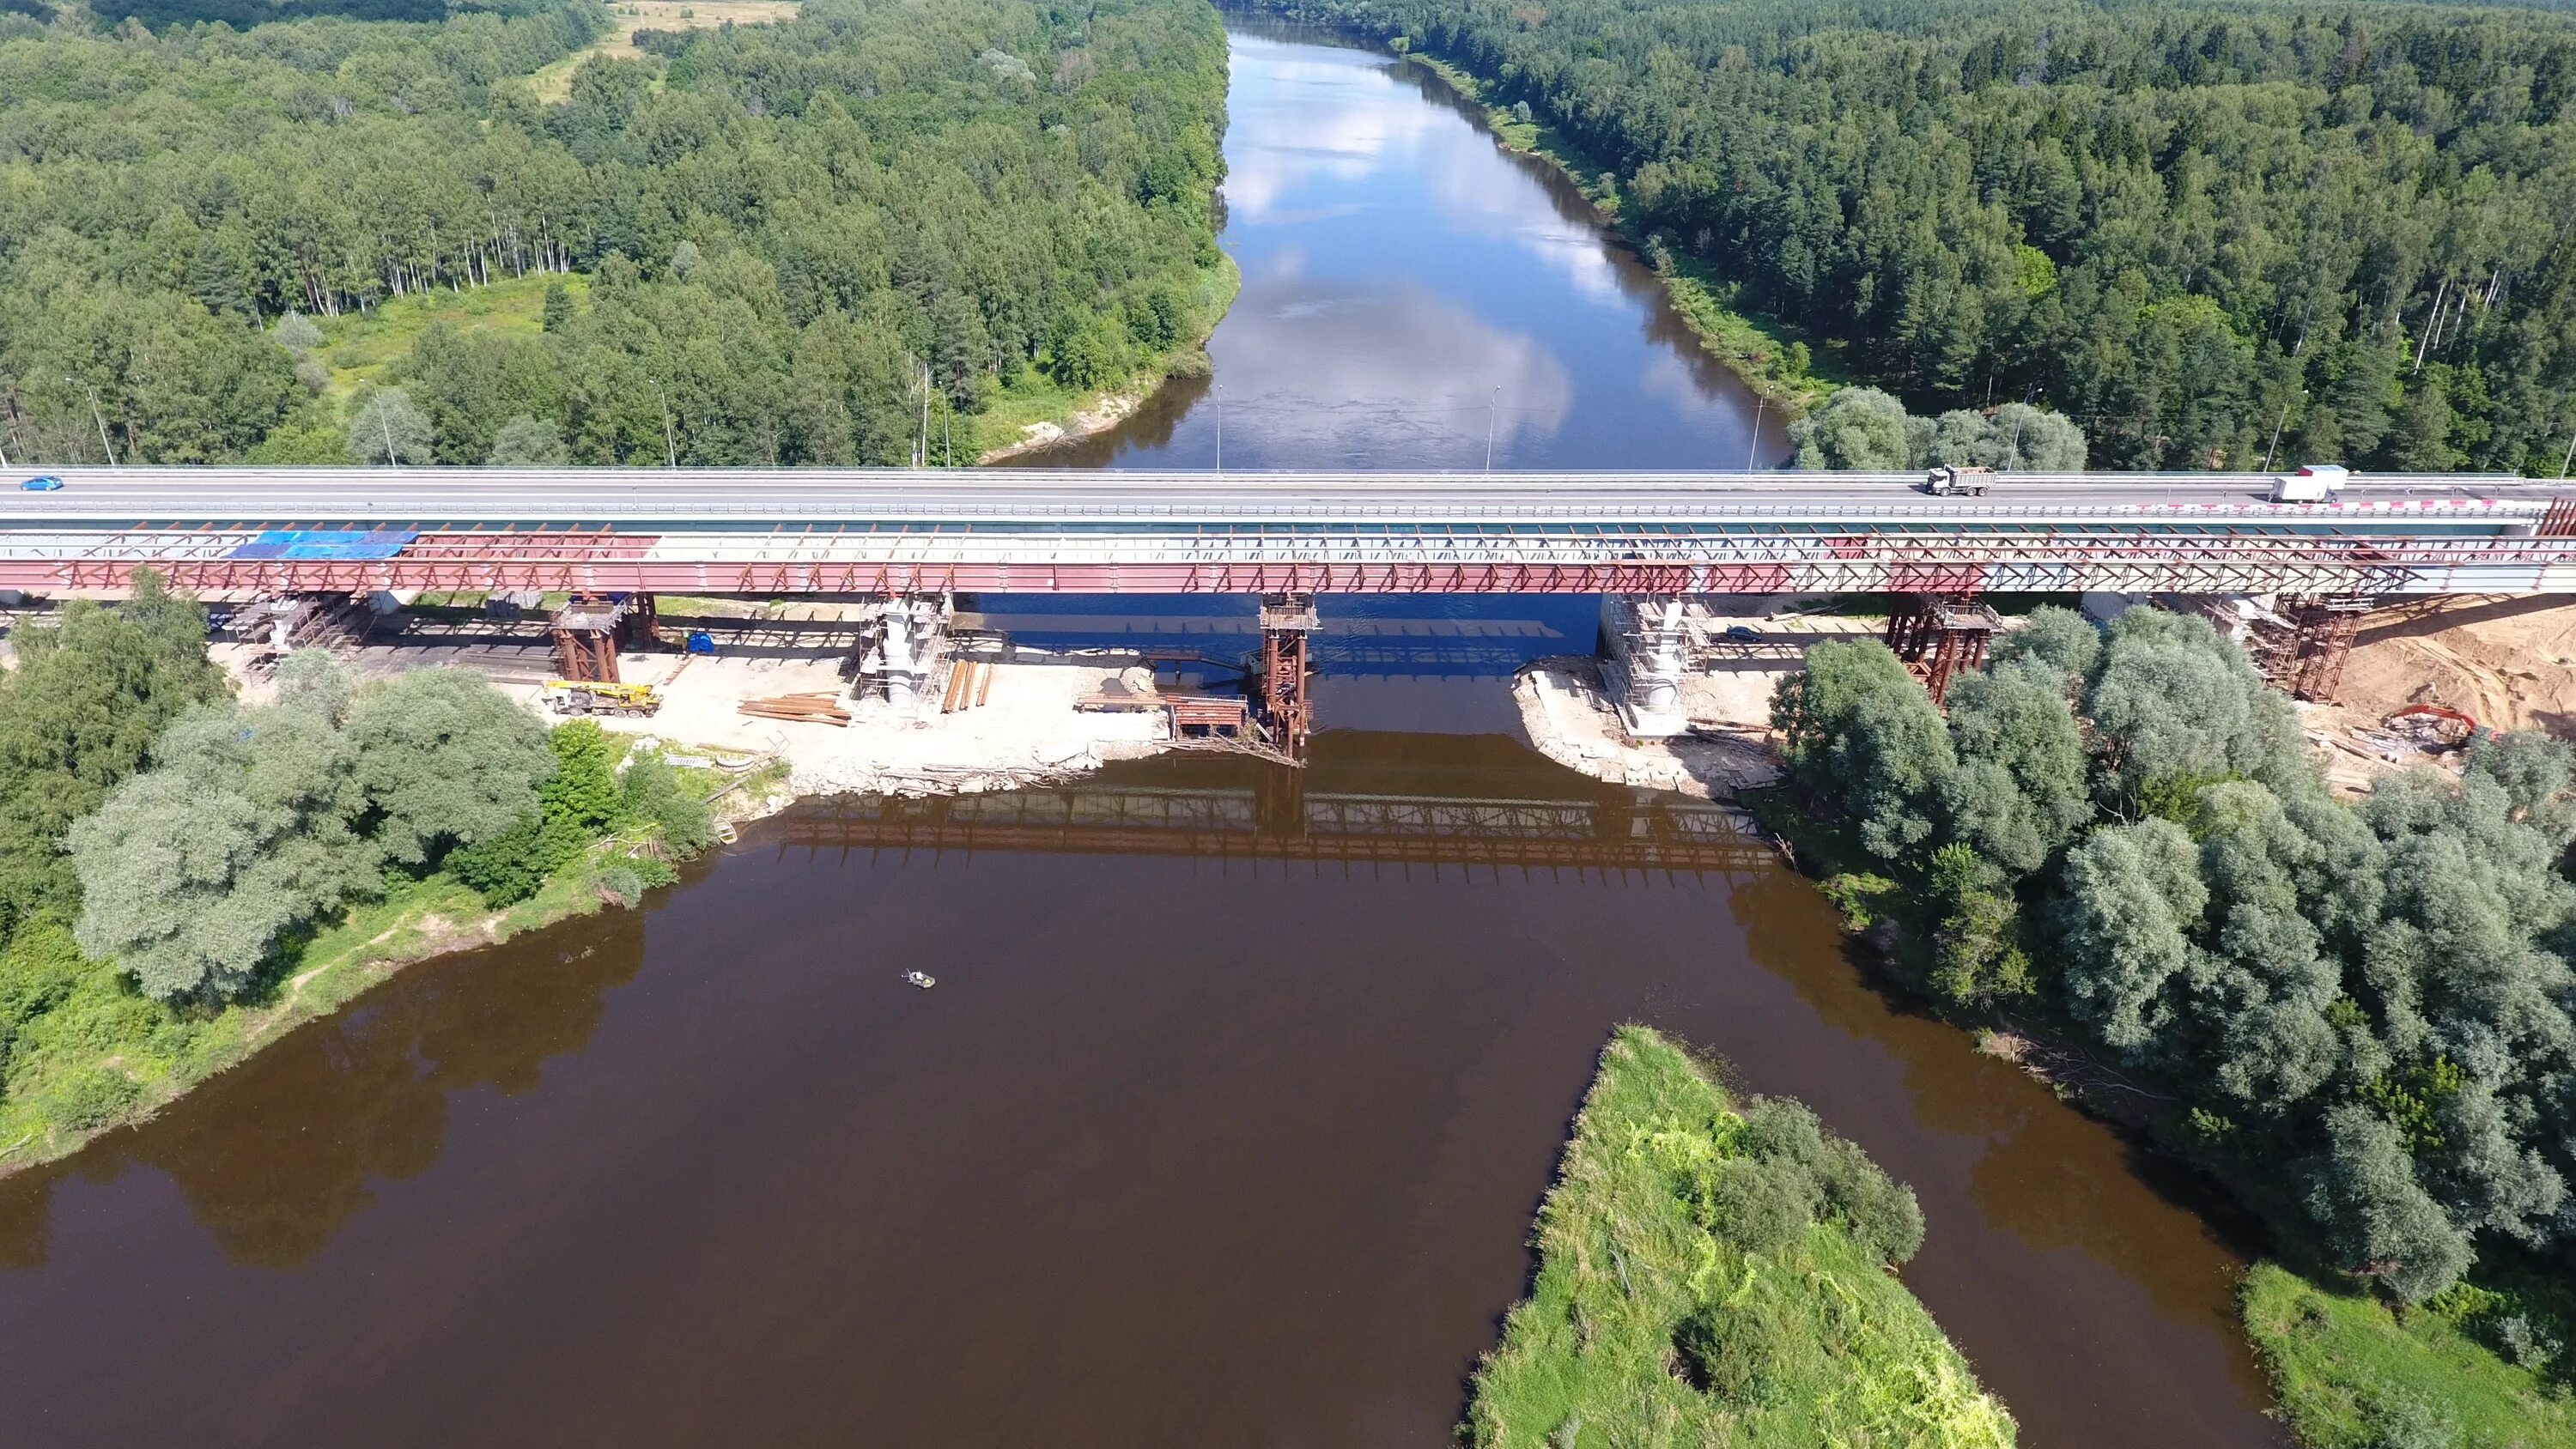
1924;464;1993;496
2270;464;2348;502
542;680;663;717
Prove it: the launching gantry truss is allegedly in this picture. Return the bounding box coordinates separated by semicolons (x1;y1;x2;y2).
2;466;2573;598
12;523;2576;597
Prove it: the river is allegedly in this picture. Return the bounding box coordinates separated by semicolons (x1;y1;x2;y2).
1042;21;1787;470
0;23;2287;1449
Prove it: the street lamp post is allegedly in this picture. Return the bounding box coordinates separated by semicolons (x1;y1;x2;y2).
650;379;677;468
2263;389;2304;474
1213;385;1223;473
66;377;115;465
1485;385;1499;474
1747;394;1765;471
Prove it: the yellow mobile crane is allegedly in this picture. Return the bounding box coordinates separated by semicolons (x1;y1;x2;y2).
542;679;663;717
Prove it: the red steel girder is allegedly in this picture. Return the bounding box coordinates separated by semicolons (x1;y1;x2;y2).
19;527;2576;594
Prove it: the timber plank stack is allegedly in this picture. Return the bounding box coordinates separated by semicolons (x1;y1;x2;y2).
738;691;852;726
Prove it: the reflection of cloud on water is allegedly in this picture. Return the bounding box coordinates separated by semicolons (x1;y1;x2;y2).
1255;203;1373;227
1637;352;1699;412
1419;166;1621;305
1514;225;1622;305
1210;282;1572;467
1222;39;1442;223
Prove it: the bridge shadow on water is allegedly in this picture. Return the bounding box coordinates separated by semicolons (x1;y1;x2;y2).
773;731;1776;882
0;714;2285;1449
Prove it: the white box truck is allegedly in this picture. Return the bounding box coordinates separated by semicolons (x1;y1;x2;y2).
2270;464;2348;502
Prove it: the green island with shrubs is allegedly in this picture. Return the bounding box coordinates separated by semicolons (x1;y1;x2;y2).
1465;1025;2014;1448
1753;603;2576;1448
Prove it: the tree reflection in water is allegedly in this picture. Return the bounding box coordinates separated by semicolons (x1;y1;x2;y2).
0;903;652;1270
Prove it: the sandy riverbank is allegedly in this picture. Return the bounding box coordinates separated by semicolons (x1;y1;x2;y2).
567;647;1186;798
1513;658;1780;798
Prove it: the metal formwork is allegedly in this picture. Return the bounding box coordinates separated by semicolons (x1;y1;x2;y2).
17;525;2576;597
2279;594;2377;703
549;595;625;683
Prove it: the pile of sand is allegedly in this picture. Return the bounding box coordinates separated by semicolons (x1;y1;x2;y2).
2336;596;2576;737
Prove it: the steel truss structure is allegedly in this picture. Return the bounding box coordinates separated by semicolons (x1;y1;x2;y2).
3;467;2572;597
1256;594;1318;761
16;526;2576;597
1884;595;2001;706
2276;594;2378;702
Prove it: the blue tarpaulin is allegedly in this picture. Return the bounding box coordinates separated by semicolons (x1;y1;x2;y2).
228;529;417;561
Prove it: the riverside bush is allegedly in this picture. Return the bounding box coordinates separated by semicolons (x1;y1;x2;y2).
0;583;729;1162
68;654;556;1002
1464;1026;2012;1446
1774;605;2576;1445
1770;607;2576;1307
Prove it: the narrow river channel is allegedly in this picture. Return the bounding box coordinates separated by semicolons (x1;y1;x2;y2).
0;22;2288;1449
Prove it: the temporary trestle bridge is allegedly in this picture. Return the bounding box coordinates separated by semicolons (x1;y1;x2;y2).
7;466;2572;749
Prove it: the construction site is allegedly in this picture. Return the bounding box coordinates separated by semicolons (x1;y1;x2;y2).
203;587;1309;799
1512;587;2576;801
128;573;2576;807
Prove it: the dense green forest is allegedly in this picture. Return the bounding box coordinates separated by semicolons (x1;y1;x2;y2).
0;0;1228;465
1765;609;2576;1437
1254;0;2576;474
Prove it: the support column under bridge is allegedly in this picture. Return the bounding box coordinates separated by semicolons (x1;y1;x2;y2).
1256;593;1318;763
1600;595;1689;738
854;594;951;712
1884;594;2000;707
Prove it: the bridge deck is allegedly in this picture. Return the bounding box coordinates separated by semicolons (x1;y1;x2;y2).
2;467;2569;595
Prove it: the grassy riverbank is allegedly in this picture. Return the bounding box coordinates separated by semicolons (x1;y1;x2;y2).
2245;1264;2576;1449
976;251;1242;462
1466;1025;2013;1447
1394;48;1841;415
0;740;781;1179
1753;761;2576;1447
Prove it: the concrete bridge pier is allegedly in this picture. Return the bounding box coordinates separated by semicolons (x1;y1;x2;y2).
1601;594;1689;739
855;593;951;712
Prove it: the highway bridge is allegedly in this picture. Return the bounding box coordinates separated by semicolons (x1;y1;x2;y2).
4;465;2574;596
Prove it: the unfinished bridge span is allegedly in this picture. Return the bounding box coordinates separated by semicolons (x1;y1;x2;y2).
9;465;2574;749
5;466;2573;597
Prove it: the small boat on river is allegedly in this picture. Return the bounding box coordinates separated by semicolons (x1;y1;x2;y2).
903;971;936;989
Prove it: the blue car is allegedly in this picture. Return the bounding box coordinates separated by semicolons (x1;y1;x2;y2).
18;476;64;491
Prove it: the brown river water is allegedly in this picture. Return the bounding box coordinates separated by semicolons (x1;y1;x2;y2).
0;22;2288;1449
